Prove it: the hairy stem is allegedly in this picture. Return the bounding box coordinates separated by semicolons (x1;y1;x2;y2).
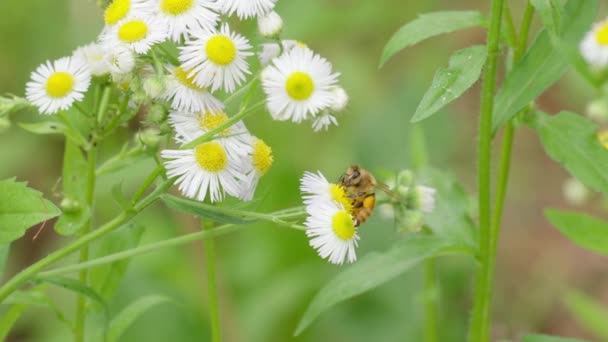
468;0;505;340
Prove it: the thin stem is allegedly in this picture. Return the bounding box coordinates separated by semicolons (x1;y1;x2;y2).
0;174;173;303
468;0;505;340
202;219;222;342
96;86;112;126
182;101;265;149
423;259;438;342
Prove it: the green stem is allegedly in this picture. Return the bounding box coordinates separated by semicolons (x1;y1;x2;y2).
468;0;505;340
203;219;221;342
96;86;112;126
182;101;265;149
0;175;173;303
423;258;438;342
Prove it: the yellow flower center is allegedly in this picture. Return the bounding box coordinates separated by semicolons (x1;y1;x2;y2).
104;0;130;25
118;20;148;43
331;211;356;241
46;72;75;98
286;72;314;101
160;0;194;15
198;111;230;136
194;142;227;172
598;130;608;150
206;35;237;66
252;139;273;175
174;66;205;91
596;23;608;46
329;184;352;211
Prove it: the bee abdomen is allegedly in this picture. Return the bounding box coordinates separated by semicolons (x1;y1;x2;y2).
353;194;376;227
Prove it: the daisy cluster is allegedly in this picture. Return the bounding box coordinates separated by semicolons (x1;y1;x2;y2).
24;0;349;203
581;18;608;68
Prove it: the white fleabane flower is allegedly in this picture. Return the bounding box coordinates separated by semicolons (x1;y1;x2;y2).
154;0;219;42
103;0;154;27
581;19;608;67
26;57;91;115
411;186;436;214
168;110;251;157
239;137;274;200
163;65;224;113
162;142;245;202
258;40;302;67
73;43;111;76
262;46;340;123
258;11;283;38
300;171;352;211
101;16;167;54
311;112;338;132
218;0;276;19
107;47;136;75
305;200;359;265
180;23;252;93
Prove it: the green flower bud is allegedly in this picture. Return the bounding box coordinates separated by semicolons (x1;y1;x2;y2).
143;76;166;99
137;128;162;149
60;198;82;214
586;98;608;124
147;103;168;124
397;170;415;188
396;209;425;233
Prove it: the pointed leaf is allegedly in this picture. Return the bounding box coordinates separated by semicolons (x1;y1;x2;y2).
0;179;61;243
55;140;90;236
18;120;87;146
492;0;597;132
108;295;170;342
380;11;486;66
412;45;487;123
530;0;562;35
545;209;608;254
162;195;258;224
532;112;608;195
522;335;588;342
294;235;473;335
564;290;608;340
0;304;27;341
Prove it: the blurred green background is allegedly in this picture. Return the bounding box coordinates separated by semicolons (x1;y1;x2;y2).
1;0;608;341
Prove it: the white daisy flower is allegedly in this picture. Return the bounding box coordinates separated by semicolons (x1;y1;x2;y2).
26;57;91;115
103;0;154;27
153;0;219;42
101;16;167;54
107;47;136;75
168;110;252;158
311;112;338;132
258;40;303;67
218;0;276;19
305;200;359;265
73;43;111;76
179;23;253;93
258;11;283;38
262;46;340;123
162;141;246;202
580;19;608;67
300;171;352;212
163;65;224;113
239;137;274;200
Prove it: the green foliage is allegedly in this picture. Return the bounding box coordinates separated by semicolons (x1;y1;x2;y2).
521;334;588;342
491;0;597;132
108;296;170;342
532;112;608;195
294;235;474;336
380;11;486;66
564;290;608;341
530;0;562;35
0;303;27;341
55;140;90;236
411;46;487;123
19;120;88;147
0;178;60;243
545;210;608;254
162;195;259;224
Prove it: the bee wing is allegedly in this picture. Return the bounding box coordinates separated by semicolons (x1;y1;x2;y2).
374;182;407;205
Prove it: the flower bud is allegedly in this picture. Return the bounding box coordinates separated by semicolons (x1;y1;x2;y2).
586;98;608;124
143;76;166;99
411;186;436;214
60;197;82;214
137;128;162;149
396;209;425;233
258;11;283;38
147;103;168;124
563;177;589;206
330;87;349;112
397;170;415;188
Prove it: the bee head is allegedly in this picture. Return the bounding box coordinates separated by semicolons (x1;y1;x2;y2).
342;165;362;186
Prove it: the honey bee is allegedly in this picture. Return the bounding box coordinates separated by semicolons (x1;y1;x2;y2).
340;165;403;226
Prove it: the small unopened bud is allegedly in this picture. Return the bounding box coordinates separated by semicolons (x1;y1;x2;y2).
143;76;166;99
137;128;162;149
397;170;415;188
411;186;436;214
563;177;589;206
147;103;168;124
330;87;349;113
396;209;425;233
61;198;82;214
258;11;283;38
586;98;608;124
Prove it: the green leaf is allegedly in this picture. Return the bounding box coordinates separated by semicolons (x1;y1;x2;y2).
379;11;486;66
532;112;608;195
0;244;9;277
294;235;473;335
522;334;588;342
55;140;89;236
545;209;608;254
491;0;597;132
0;304;27;340
89;223;144;299
564;290;608;340
3;289;49;307
530;0;563;35
162;195;258;225
421;169;477;248
108;295;169;342
0;179;61;243
18;120;87;146
412;45;487;123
